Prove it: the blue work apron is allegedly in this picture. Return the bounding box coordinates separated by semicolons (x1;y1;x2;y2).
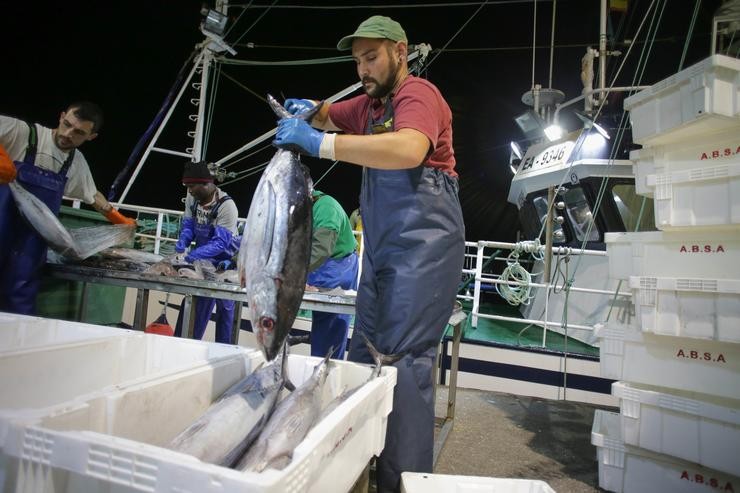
174;195;236;343
346;99;465;492
307;251;359;359
0;125;73;314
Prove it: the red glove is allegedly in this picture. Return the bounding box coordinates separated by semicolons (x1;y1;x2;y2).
105;208;137;226
0;144;16;184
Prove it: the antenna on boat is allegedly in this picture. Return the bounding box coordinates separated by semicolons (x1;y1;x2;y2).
520;0;565;141
113;0;236;203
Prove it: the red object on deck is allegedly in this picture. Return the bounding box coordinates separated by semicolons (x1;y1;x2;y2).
145;313;174;336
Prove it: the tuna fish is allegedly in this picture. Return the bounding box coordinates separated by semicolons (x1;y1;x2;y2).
237;95;323;361
317;334;403;421
9;181;134;260
236;350;333;473
99;247;164;264
169;348;289;467
9;181;80;257
143;260;179;277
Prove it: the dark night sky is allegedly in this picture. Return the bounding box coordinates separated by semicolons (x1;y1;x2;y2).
1;0;722;241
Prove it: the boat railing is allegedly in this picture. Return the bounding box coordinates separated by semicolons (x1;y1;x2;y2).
460;239;632;347
63;197;366;283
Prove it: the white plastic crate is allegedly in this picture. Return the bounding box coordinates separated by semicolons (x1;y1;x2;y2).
625;54;740;146
0;331;258;452
597;322;740;400
630;128;740;197
629;276;740;343
604;230;740;281
0;312;127;352
592;409;740;493
0;353;397;493
649;162;740;229
612;382;740;476
400;472;555;493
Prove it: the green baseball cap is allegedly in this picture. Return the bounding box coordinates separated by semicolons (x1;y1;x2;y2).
336;15;408;51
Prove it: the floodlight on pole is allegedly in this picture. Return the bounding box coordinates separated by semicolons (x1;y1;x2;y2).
544;124;563;142
574;110;610;139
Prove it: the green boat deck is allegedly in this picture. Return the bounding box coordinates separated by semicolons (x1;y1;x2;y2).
446;301;599;358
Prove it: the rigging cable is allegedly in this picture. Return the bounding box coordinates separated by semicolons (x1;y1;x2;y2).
421;1;490;72
531;0;538;88
560;0;668;340
229;1;533;9
679;0;702;71
203;61;223;158
232;0;279;47
548;0;557;88
107;49;199;202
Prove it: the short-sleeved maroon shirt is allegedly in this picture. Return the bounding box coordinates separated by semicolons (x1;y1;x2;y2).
328;76;457;178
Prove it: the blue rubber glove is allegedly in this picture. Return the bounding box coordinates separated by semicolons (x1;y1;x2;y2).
274;118;324;157
284;98;316;116
175;217;195;252
217;259;233;271
186;225;234;262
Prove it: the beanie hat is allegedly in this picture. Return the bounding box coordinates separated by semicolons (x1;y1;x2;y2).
182;161;214;184
336;15;407;51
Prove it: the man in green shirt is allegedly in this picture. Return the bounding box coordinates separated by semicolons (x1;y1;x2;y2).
306;190;359;359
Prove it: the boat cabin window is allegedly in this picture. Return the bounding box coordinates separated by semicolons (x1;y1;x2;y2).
532;196;566;244
563;187;600;242
611;184;656;232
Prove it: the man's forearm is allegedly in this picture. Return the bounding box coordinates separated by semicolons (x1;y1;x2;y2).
334;128;430;169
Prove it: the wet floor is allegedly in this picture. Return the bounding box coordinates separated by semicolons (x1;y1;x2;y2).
432;386;614;492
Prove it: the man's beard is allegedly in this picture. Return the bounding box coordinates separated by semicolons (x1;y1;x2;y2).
364;56;400;99
54;133;74;152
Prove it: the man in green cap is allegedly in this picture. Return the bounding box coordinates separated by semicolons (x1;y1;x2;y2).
274;15;464;492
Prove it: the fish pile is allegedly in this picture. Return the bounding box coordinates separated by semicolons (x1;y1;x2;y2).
237;94;321;361
73;247;240;283
9;181;134;260
167;337;395;474
167;96;390;474
168;349;290;467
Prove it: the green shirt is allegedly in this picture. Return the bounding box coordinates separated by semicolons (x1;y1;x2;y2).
309;190;356;271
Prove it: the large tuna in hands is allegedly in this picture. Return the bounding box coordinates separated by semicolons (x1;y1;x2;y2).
238;95;322;361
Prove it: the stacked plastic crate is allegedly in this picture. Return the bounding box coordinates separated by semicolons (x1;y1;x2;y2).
0;313;397;493
592;54;740;492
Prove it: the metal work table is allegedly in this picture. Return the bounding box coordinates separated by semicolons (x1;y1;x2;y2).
45;262;466;463
45;263;355;342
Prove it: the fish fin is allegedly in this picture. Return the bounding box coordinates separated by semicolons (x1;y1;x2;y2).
358;332;404;378
265;452;293;471
280;341;296;392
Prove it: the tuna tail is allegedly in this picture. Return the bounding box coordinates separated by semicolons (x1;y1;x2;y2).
358;332;404;379
279;341;297;392
266;93;324;121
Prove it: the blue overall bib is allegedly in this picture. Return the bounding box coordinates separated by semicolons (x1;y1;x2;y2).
346;99;465;492
174;196;237;343
0;124;74;314
307;251;359;359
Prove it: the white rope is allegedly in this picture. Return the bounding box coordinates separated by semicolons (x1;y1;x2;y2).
496;239;545;305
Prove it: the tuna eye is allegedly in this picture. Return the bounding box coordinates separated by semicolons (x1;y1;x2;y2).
260;317;274;331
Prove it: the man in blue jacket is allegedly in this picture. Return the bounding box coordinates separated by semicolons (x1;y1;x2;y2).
173;161;239;343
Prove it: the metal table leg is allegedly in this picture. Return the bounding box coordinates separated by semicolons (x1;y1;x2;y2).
79;281;89;322
133;288;150;330
433;311;466;467
182;295;195;339
230;301;242;345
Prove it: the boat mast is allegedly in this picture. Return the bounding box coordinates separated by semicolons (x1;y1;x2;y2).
117;1;234;203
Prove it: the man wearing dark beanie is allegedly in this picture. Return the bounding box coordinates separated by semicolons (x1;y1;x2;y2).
173;161;239;343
